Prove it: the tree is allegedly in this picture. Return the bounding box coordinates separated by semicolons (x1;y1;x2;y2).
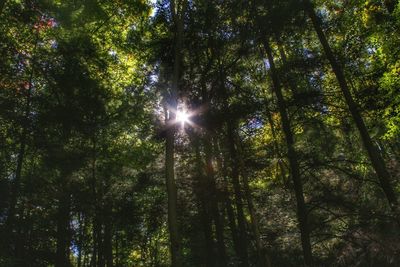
1;0;400;266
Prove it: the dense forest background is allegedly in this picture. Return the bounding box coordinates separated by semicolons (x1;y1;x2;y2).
0;0;400;266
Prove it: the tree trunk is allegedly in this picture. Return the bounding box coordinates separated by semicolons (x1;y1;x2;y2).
265;106;288;185
104;209;113;267
203;138;228;267
98;219;105;267
193;138;215;266
234;133;272;267
304;0;399;217
215;139;243;262
5;53;38;263
91;213;99;266
164;1;187;266
56;184;71;267
77;213;83;267
227;121;249;267
115;232;120;267
263;40;313;266
217;63;250;265
165;116;181;267
274;33;298;101
6;52;35;237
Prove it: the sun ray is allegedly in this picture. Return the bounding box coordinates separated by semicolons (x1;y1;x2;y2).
176;110;190;125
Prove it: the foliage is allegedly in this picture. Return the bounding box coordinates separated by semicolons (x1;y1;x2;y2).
0;0;399;266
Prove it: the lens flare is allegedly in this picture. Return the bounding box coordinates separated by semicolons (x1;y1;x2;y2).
176;110;190;125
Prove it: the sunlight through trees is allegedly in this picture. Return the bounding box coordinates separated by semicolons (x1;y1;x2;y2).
0;0;400;266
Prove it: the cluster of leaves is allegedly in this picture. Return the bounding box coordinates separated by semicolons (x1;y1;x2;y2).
0;1;169;266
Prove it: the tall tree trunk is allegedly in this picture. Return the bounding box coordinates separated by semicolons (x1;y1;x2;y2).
115;232;120;267
200;75;227;266
77;213;84;267
304;0;399;217
203;138;228;267
5;31;39;260
263;40;313;266
165;113;181;267
98;219;105;267
90;133;103;267
56;180;71;267
6;51;35;234
193;138;216;266
91;212;99;267
227;121;249;267
98;201;106;267
234;133;272;267
218;64;249;266
165;1;187;266
104;208;113;267
215;139;243;261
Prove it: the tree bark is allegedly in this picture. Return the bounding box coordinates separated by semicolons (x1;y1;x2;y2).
214;138;244;262
203;137;228;267
90;134;101;267
235;133;272;267
227;121;249;267
274;33;298;101
263;40;313;266
165;107;181;267
165;1;187;266
193;138;216;266
77;213;84;267
304;0;399;218
5;40;38;260
104;209;113;267
56;181;71;267
6;44;36;235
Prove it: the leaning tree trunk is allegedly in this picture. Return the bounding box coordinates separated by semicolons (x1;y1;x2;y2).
303;0;399;218
263;40;313;266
